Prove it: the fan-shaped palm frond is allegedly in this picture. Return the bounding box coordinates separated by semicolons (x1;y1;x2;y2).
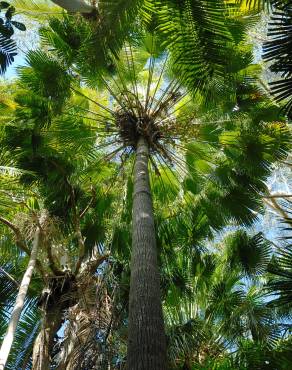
267;246;292;309
234;336;292;370
263;3;292;118
223;230;272;277
148;0;241;95
18;50;72;110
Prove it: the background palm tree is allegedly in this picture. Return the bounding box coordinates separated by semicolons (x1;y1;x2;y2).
0;78;120;368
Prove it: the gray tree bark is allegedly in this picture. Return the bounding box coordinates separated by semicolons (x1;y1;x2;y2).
0;227;41;370
127;136;167;369
51;0;94;13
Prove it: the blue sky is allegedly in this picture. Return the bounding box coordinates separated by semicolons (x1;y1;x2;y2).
4;54;26;79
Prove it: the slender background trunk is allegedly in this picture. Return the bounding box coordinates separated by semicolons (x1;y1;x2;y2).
127;136;167;370
32;306;63;370
0;227;41;370
51;0;94;13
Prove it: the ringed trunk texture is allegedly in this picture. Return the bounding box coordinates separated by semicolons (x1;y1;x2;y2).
32;306;63;370
0;227;41;370
51;0;94;13
127;136;167;370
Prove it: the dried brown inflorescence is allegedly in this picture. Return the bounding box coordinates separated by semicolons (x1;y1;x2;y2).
115;110;163;150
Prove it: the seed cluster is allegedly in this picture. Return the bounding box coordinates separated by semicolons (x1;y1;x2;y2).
115;111;162;150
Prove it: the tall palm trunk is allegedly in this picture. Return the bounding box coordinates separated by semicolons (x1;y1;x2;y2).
127;136;167;369
0;227;41;370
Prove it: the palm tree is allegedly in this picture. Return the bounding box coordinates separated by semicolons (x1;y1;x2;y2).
0;80;120;368
162;226;291;369
1;1;291;367
0;214;43;370
59;224;289;369
10;5;291;363
0;148;45;368
0;249;41;370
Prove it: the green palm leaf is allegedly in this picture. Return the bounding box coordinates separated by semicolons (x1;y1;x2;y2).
224;230;272;277
0;34;16;74
263;4;292;118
